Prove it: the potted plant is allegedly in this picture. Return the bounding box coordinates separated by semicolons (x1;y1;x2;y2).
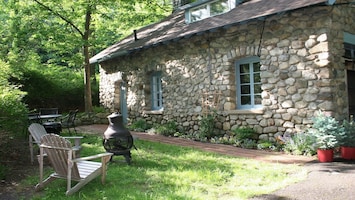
339;119;355;160
308;112;343;162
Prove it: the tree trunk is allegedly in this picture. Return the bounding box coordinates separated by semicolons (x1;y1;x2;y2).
83;6;93;112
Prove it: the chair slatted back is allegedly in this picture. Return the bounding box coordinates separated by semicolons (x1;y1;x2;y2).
29;123;47;144
41;134;81;180
67;110;78;126
39;108;59;115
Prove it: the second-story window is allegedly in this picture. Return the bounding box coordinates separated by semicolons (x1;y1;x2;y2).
188;0;236;23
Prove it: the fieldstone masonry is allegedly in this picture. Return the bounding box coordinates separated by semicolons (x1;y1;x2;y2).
99;3;354;141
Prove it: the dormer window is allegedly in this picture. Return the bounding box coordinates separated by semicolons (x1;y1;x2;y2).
186;0;238;23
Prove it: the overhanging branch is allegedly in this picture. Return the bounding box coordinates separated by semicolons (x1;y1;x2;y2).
33;0;84;37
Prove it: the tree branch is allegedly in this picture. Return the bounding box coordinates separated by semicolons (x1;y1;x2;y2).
32;0;84;37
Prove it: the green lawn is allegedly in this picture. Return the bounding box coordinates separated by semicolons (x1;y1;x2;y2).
26;134;307;200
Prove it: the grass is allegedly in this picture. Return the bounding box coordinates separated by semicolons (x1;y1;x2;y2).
26;134;307;200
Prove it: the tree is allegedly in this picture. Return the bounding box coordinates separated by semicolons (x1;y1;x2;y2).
31;0;172;112
32;0;97;112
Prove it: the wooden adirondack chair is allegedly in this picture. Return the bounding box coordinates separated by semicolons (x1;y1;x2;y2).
36;134;113;196
28;123;83;164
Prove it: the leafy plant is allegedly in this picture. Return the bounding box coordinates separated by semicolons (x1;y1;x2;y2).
231;127;258;148
92;106;107;113
154;121;179;136
199;113;217;140
232;127;258;140
0;60;28;134
283;133;317;156
128;119;152;132
241;139;258;149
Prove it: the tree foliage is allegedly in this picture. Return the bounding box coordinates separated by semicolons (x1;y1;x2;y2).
0;60;28;134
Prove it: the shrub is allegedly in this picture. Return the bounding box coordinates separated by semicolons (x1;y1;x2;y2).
232;127;258;140
231;127;258;148
241;139;258;149
0;60;28;134
309;111;343;149
257;140;275;150
154;121;178;136
340;120;355;147
283;133;317;156
129;119;152;132
92;106;107;113
199;113;217;140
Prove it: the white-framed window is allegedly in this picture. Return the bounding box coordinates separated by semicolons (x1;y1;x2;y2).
151;71;163;110
235;56;262;109
187;0;236;23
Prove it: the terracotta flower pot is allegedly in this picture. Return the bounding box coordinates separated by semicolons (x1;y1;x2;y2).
341;146;355;160
317;149;334;162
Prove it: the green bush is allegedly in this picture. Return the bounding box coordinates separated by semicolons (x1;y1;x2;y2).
257;140;281;151
232;127;258;140
199;113;217;140
231;127;258;149
154;121;178;136
283;133;317;156
0;60;28;133
241;139;258;149
92;106;107;113
19;65;87;111
129;119;152;132
309;112;343;149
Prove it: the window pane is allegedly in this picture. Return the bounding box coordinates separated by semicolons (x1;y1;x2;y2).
240;64;249;74
210;0;229;16
151;72;163;110
241;96;251;105
254;95;262;105
253;62;261;72
241;85;250;94
240;74;250;84
191;5;208;22
253;73;260;83
254;84;262;94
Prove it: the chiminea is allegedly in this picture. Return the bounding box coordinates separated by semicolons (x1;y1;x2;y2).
103;112;134;164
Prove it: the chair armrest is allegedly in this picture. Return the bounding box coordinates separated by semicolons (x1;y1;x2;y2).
60;114;69;122
63;136;83;139
72;153;113;163
63;136;83;148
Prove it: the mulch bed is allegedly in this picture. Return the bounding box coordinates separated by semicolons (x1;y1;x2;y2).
0;131;37;199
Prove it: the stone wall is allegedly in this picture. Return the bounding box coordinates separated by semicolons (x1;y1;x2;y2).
99;3;355;140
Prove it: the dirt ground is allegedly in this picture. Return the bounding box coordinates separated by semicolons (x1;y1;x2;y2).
0;131;37;200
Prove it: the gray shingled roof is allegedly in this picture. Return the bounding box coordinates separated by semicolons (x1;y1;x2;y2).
90;0;332;64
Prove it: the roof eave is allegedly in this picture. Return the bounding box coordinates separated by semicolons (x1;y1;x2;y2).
91;0;336;64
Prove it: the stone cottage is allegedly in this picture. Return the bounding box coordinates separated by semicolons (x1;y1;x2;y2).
90;0;355;140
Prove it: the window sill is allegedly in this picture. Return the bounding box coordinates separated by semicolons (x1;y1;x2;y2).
226;109;264;115
143;110;163;115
